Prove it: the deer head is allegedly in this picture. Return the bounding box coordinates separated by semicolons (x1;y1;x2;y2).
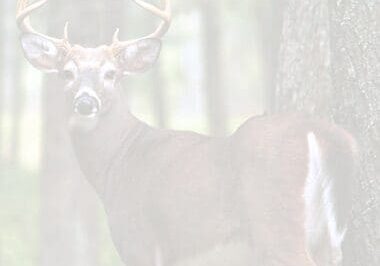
17;0;171;127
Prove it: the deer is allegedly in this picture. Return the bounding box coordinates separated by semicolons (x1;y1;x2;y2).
17;0;358;265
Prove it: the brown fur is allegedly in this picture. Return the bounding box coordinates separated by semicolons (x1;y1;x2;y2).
70;111;357;266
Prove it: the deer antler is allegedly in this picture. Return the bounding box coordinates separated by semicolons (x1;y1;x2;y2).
17;0;71;50
112;0;171;50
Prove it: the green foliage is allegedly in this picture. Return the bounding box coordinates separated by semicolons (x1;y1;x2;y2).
0;164;39;266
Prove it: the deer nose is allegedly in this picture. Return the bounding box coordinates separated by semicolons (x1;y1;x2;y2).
74;93;100;117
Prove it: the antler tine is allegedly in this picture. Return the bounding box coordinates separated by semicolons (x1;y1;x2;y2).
112;0;171;47
133;0;172;39
63;21;70;41
16;0;71;48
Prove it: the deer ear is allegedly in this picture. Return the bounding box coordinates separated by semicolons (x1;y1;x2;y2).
20;34;61;73
118;38;161;74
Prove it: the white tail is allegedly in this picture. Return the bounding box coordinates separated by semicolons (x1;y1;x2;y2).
305;133;341;265
305;132;356;265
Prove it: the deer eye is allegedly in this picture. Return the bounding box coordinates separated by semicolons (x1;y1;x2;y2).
104;70;116;80
63;70;75;81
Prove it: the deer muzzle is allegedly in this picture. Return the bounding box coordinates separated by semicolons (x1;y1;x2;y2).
74;89;101;117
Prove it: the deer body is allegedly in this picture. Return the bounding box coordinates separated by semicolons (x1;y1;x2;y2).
71;103;356;266
17;1;357;265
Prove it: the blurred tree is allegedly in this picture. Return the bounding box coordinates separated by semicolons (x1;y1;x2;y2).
254;0;285;113
1;0;24;163
39;0;128;265
276;0;380;265
10;33;23;165
152;65;168;128
200;0;226;136
39;0;88;264
136;0;168;128
150;1;168;128
0;0;5;156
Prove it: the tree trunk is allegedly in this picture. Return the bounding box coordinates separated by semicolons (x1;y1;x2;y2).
40;1;104;265
276;0;379;265
200;0;226;136
152;66;168;128
255;0;285;114
0;0;5;156
1;0;24;162
275;0;332;113
328;1;380;265
40;0;83;262
10;39;23;165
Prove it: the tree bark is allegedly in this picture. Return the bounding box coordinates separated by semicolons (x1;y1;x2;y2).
275;0;332;113
328;1;380;265
276;0;380;265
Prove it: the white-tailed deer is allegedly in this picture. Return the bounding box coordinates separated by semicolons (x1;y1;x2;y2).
17;0;358;265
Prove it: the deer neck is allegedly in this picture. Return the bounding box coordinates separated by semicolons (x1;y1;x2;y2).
69;94;148;198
